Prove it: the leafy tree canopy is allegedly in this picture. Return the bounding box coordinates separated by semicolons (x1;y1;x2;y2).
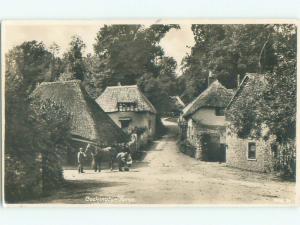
91;24;180;113
180;24;278;103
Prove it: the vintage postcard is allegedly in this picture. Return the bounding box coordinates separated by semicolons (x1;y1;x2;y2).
1;20;298;206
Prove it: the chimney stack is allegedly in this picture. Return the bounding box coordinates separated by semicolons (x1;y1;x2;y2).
208;71;216;86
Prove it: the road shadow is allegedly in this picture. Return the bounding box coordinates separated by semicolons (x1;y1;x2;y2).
23;179;128;204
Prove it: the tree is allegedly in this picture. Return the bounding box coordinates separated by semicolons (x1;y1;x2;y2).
61;35;86;81
5;41;71;202
225;24;297;178
5;41;53;95
180;25;278;103
30;99;71;193
49;42;64;81
91;24;179;113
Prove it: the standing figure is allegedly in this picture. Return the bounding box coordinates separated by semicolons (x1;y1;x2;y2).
77;147;86;173
91;146;102;172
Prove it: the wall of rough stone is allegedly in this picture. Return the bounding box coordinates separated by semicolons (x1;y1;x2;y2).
226;130;275;172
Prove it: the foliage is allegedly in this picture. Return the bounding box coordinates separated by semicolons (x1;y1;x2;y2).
5;41;53;94
5;41;72;202
272;141;296;179
155;116;167;138
180;24;278;103
5;98;71;202
226;77;265;139
60;35;87;81
225;24;296;178
177;140;196;158
90;24;179;113
30;99;71;193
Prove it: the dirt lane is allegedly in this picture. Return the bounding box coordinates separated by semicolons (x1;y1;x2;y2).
36;118;295;205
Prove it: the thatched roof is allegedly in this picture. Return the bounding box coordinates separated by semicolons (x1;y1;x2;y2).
226;73;265;110
32;80;128;145
96;85;157;114
182;80;234;118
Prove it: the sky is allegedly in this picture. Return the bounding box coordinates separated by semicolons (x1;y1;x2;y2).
3;22;195;74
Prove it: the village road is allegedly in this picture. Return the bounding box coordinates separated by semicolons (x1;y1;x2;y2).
36;118;295;205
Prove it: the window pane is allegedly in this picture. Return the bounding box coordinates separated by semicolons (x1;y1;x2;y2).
215;108;225;116
248;142;256;159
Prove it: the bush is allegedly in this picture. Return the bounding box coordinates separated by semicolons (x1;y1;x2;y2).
178;140;196;158
5;41;72;202
5;98;71;202
5;154;43;202
273;140;296;180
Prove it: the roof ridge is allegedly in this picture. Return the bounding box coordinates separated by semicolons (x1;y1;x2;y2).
106;85;138;89
182;79;233;117
39;80;81;86
226;73;265;109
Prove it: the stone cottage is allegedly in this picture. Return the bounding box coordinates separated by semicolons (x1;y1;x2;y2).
32;80;128;164
225;73;275;172
96;84;157;144
181;73;234;161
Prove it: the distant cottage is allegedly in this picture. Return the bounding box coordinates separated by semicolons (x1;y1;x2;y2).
32;80;128;157
180;72;234;162
225;73;275;172
96;84;157;143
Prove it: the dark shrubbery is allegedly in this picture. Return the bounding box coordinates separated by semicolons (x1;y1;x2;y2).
178;140;196;158
5;41;72;202
5;154;43;202
5;99;71;202
272;141;296;180
155;116;167;138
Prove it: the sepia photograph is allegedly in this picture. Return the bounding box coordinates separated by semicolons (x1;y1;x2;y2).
1;20;297;205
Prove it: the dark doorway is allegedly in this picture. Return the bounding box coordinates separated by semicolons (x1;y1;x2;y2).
202;134;226;162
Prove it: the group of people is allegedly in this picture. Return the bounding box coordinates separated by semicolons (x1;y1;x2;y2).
77;143;133;173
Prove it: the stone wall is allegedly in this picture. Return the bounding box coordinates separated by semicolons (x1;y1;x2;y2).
226;130;275;172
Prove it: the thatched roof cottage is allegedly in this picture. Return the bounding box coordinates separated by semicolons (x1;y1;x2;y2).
96;84;157;141
32;80;128;146
181;73;234;161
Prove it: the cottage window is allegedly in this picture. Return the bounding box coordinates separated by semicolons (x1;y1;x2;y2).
248;142;256;160
119;118;132;129
117;102;137;112
215;108;225;116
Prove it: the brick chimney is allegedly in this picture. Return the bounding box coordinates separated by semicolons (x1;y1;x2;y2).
208;71;216;86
